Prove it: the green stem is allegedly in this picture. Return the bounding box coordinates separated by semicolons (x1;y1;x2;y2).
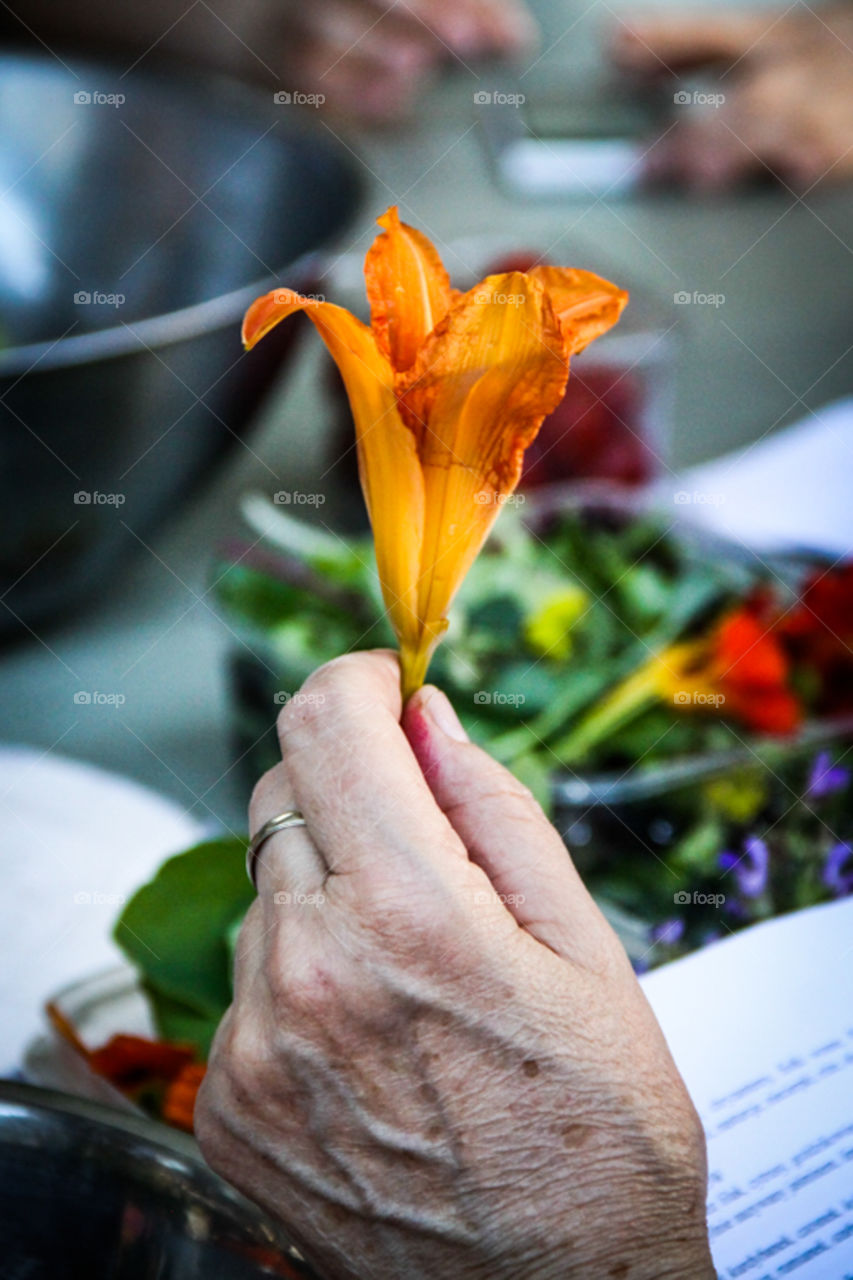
399;639;436;703
550;660;665;765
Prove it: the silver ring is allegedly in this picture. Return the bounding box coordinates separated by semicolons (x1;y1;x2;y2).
246;810;307;887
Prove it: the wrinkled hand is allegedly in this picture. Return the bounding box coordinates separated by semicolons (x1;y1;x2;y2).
196;651;713;1279
610;6;853;189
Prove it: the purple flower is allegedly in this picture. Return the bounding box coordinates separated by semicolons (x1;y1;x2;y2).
651;917;685;947
719;836;769;898
807;751;850;801
823;843;853;897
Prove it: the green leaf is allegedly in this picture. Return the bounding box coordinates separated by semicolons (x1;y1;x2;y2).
113;836;254;1033
670;818;726;874
468;594;524;642
139;983;223;1059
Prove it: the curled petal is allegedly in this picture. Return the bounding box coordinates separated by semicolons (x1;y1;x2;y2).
364;206;454;373
243;287;425;651
526;266;628;356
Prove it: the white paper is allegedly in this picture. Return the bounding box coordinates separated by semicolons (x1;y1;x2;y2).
667;396;853;560
0;746;202;1072
642;898;853;1277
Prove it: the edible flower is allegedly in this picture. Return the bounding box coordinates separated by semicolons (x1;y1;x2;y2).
242;207;627;696
555;602;801;761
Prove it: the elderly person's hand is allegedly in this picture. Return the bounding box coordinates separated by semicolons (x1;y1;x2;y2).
195;650;713;1279
610;5;853;189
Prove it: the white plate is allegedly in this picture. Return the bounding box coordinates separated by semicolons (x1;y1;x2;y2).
0;746;201;1072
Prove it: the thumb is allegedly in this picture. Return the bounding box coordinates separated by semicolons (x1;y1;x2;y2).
402;686;612;964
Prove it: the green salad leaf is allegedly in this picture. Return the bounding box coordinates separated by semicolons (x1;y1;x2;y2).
113;836;253;1055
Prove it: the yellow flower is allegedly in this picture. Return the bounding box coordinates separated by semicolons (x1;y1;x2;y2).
704;774;767;823
242;207;627;697
523;587;589;660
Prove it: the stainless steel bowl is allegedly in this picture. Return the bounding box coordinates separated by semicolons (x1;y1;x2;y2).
0;1080;318;1278
0;53;361;634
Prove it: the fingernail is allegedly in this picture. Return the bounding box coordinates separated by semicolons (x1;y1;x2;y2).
423;688;469;743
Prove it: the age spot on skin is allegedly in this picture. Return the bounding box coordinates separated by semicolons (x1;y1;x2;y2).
561;1123;591;1149
522;1059;539;1078
419;1082;439;1104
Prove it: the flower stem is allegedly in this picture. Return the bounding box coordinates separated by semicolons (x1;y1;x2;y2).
399;641;433;703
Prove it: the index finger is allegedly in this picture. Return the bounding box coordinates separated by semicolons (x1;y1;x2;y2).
274;649;468;883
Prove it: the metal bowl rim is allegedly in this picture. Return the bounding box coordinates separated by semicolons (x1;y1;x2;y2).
0;54;360;376
0;249;327;377
0;1077;200;1156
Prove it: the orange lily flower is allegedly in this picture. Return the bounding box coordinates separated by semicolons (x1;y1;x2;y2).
243;207;627;697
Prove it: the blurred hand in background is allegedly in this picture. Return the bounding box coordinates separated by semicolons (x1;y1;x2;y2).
0;0;536;123
287;0;537;121
610;5;853;190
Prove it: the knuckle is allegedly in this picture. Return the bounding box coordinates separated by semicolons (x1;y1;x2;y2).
267;950;341;1024
277;652;384;743
217;1008;275;1103
298;654;358;709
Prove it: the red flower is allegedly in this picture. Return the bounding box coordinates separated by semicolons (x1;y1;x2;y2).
162;1061;207;1133
780;563;853;714
709;608;801;734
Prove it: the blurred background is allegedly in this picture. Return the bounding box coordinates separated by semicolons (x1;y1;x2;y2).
1;0;851;831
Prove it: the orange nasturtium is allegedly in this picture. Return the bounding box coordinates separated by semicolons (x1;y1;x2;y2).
243;207;628;698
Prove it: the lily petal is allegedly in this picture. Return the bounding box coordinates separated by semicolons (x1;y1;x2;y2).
526;266;628;356
242;287;425;651
397;272;569;686
364;206;454;374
